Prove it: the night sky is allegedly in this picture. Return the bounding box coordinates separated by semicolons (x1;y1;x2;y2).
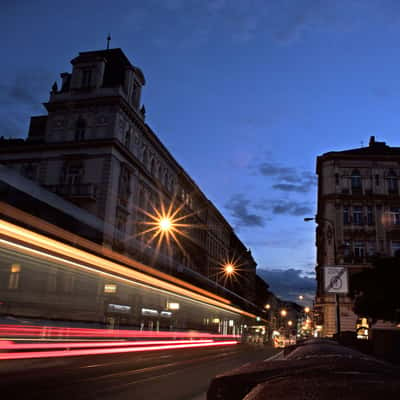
2;0;400;304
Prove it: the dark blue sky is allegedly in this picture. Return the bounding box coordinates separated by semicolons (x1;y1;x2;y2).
2;0;400;302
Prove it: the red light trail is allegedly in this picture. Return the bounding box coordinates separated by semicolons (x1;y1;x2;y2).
0;340;238;360
0;324;239;339
0;339;213;350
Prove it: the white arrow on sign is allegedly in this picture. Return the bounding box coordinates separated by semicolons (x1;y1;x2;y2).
324;266;348;294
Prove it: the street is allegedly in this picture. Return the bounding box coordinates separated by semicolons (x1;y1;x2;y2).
0;343;278;400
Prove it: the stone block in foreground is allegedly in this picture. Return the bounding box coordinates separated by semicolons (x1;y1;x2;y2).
207;340;400;400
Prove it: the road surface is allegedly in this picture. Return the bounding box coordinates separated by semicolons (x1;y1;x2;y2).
0;343;277;400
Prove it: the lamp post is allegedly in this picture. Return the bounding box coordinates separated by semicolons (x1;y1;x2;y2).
305;216;341;336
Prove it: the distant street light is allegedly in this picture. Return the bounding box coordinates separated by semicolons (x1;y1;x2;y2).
304;306;311;314
288;320;293;327
280;309;287;317
265;304;271;310
298;295;304;300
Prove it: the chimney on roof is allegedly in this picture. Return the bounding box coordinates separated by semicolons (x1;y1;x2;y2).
369;136;375;146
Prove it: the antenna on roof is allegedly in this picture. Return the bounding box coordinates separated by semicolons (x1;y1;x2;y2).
361;140;364;147
106;33;111;50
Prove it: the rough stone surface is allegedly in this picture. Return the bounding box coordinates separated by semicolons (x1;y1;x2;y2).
207;340;400;400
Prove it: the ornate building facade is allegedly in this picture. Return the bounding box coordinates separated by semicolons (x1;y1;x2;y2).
0;48;256;303
315;136;400;336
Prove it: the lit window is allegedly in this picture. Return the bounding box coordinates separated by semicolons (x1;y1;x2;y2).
104;284;117;293
9;264;21;289
167;302;180;310
11;264;21;273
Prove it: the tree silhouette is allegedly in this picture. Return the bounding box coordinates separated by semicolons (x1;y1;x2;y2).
350;255;400;323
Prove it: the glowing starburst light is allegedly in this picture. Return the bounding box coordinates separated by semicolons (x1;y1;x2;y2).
159;218;172;232
225;264;234;274
213;255;248;288
134;195;203;263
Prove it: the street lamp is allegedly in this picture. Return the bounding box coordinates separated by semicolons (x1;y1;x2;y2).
265;304;271;310
304;306;310;314
298;295;304;301
159;217;172;232
224;263;235;275
304;215;341;336
280;309;287;317
288;320;293;327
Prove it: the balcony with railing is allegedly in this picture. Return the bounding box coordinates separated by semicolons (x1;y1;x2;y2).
45;183;98;201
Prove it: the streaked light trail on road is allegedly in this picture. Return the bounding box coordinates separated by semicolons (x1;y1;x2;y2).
0;324;239;339
0;339;214;350
0;340;238;360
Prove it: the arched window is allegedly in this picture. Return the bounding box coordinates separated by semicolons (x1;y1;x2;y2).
351;169;362;192
75;117;86;141
388;169;398;194
158;166;162;180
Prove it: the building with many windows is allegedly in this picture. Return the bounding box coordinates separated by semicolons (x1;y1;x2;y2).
315;136;400;336
0;47;256;305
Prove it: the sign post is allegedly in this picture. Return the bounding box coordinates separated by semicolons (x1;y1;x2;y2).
324;266;349;336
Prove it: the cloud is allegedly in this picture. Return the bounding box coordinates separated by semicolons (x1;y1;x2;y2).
0;70;52;107
256;162;316;193
258;163;294;179
225;193;265;228
255;199;313;217
272;183;309;193
258;267;316;303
